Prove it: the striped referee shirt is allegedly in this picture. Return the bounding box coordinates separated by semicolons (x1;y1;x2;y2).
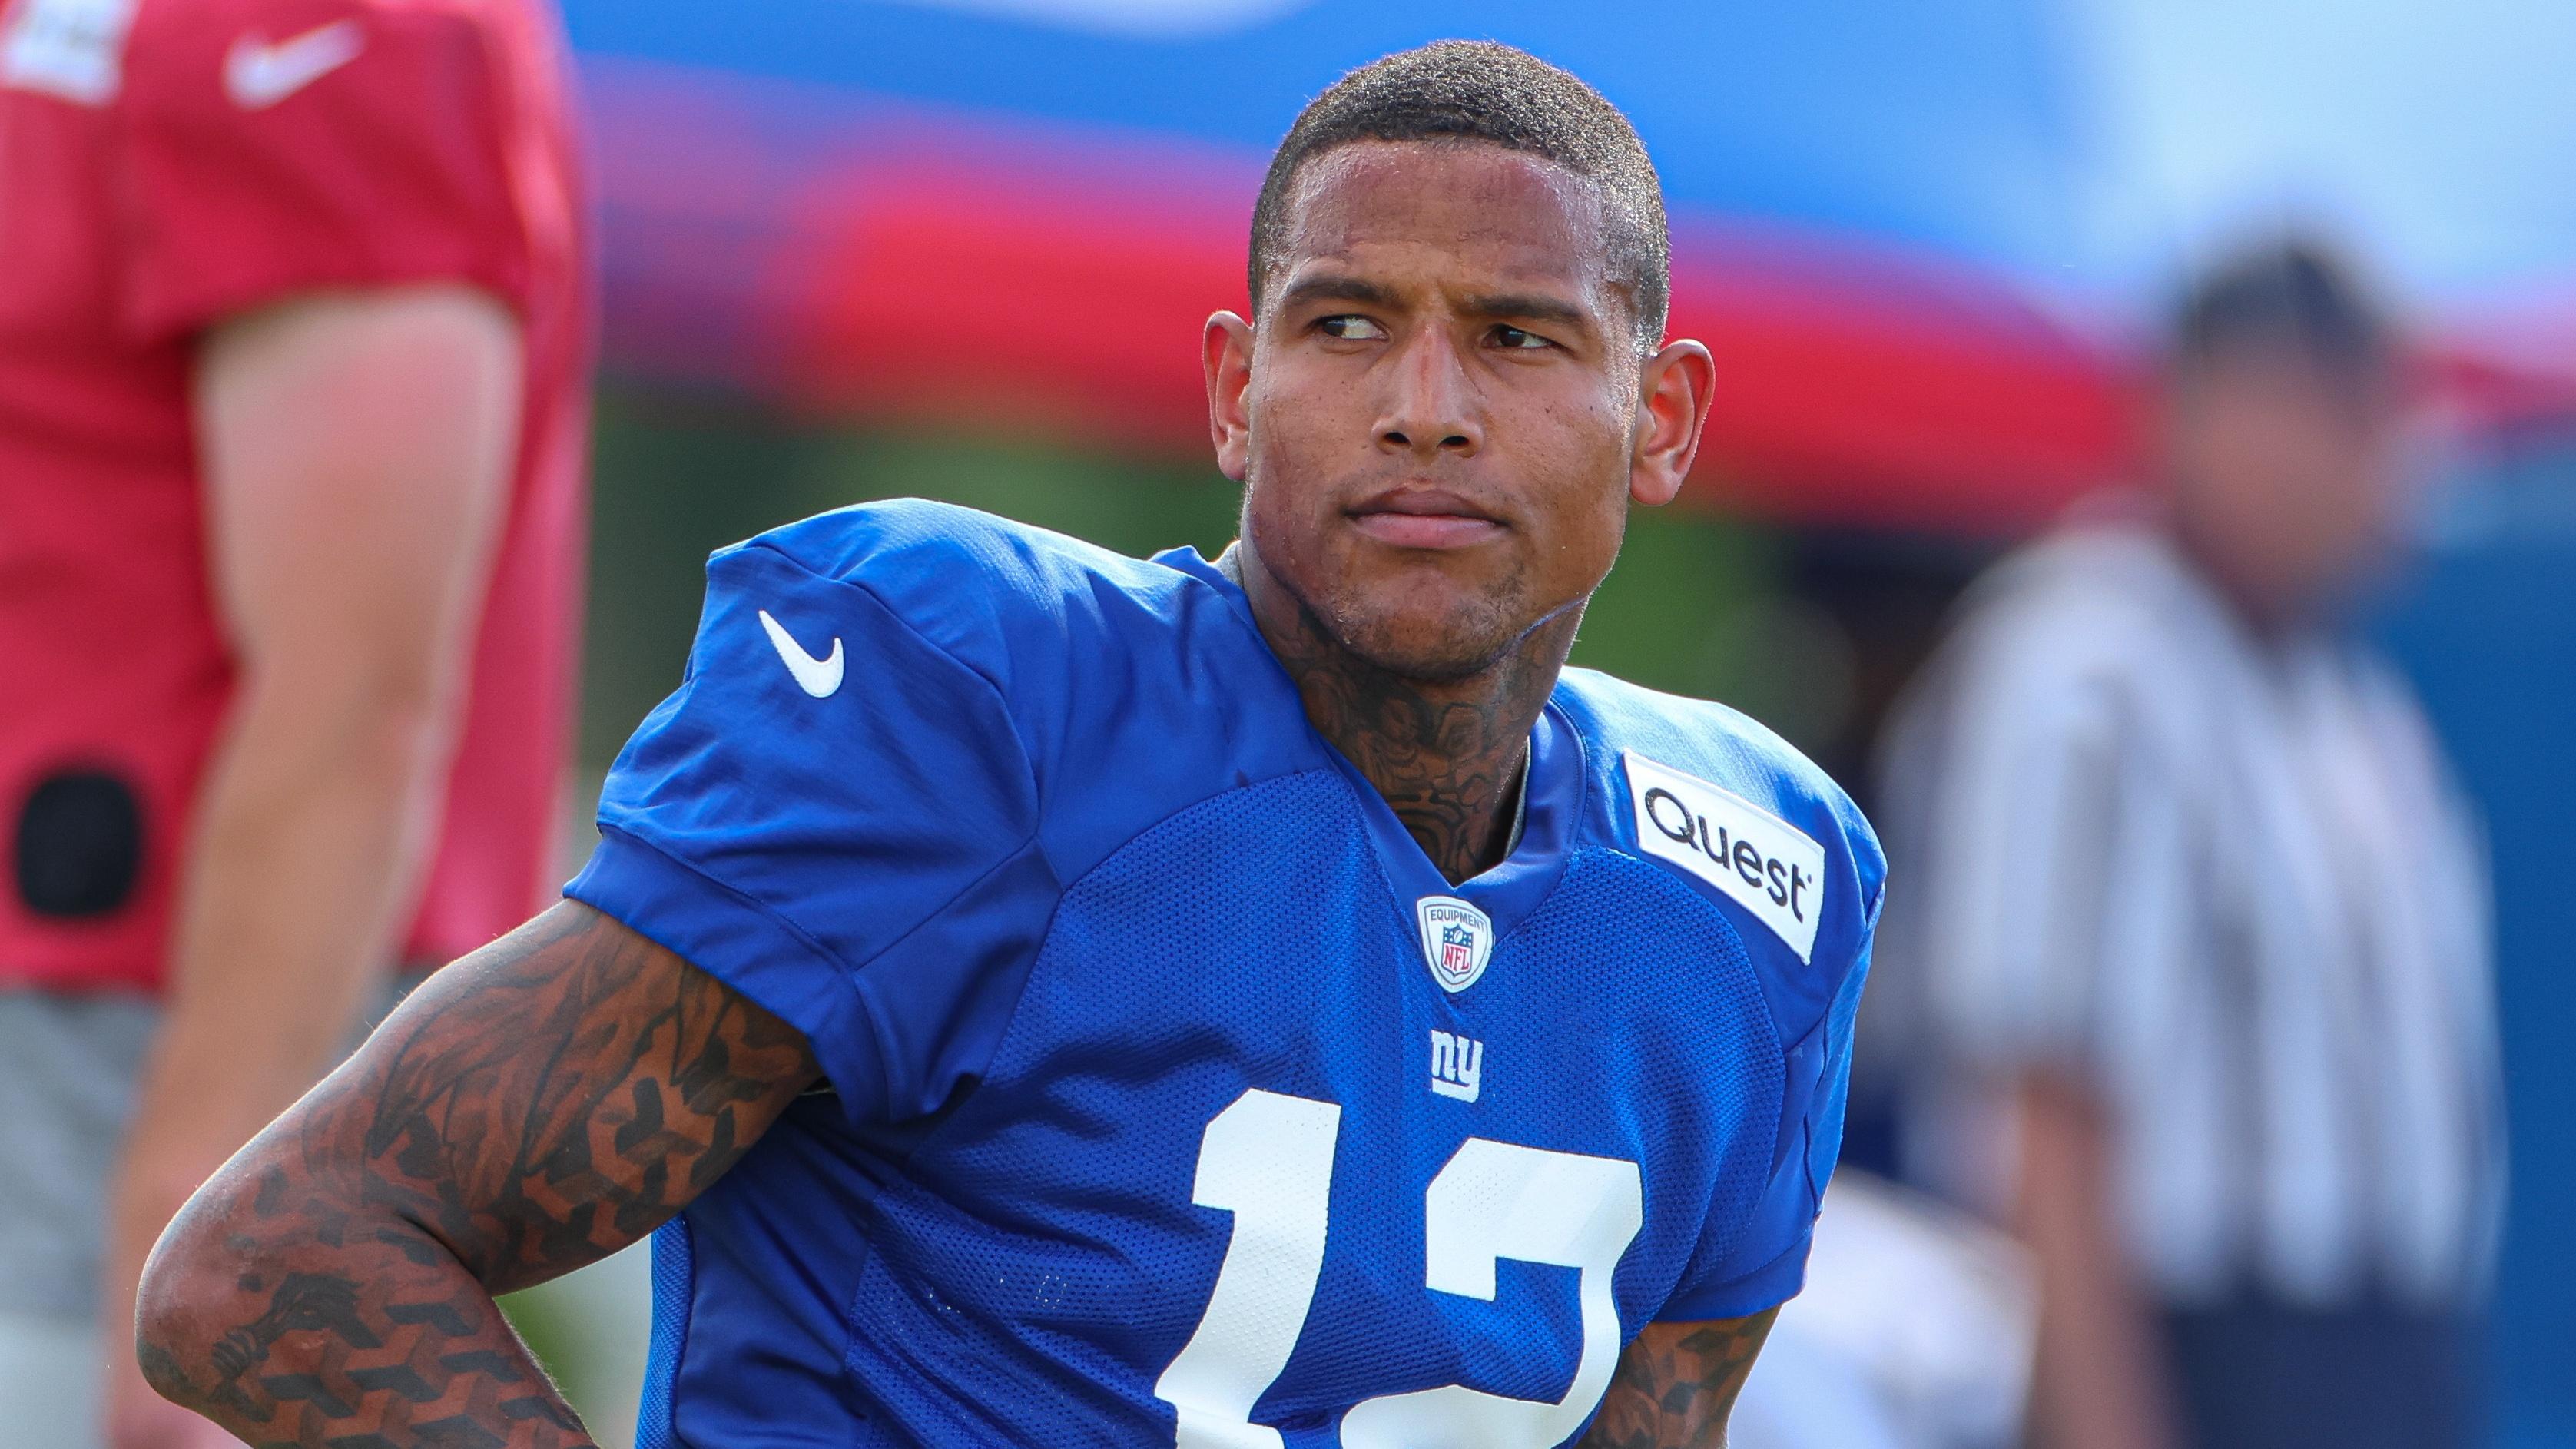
1875;516;2503;1309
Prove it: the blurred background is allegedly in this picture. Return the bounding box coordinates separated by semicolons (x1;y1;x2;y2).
522;4;2575;1443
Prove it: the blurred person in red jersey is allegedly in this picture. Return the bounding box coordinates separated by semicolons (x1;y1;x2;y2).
1875;240;2501;1449
0;0;589;1442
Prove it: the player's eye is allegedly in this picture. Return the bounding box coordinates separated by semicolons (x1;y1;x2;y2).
1490;325;1554;351
1316;315;1388;342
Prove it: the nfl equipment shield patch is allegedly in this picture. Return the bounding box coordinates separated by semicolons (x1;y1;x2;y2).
1414;895;1494;993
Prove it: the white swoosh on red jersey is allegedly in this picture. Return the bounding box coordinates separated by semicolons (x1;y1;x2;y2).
223;19;364;110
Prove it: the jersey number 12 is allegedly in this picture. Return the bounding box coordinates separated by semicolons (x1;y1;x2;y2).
1152;1088;1644;1448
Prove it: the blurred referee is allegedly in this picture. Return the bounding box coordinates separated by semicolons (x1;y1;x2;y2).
1878;242;2501;1449
0;0;588;1443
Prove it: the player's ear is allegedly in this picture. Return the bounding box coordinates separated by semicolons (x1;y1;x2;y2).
1630;338;1713;508
1205;311;1255;483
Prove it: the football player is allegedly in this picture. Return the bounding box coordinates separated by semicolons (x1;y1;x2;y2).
136;41;1881;1448
0;0;588;1443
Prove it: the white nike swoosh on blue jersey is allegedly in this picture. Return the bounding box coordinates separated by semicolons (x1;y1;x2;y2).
758;608;844;698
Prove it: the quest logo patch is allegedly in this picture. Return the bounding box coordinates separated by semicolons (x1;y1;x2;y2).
1623;751;1826;963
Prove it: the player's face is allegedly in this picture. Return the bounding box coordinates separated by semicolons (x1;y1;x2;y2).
1205;141;1712;681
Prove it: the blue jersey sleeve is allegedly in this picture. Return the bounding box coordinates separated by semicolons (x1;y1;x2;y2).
1660;847;1882;1322
565;536;1060;1126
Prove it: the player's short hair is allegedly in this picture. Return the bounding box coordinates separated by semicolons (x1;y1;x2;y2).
1248;40;1670;350
2169;237;2395;382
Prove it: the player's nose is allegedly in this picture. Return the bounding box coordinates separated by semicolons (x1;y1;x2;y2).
1372;328;1483;459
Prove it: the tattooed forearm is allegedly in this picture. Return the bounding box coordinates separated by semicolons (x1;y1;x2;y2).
134;901;820;1447
1579;1311;1779;1448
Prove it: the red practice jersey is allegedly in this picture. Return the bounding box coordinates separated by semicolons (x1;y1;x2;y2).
0;0;591;993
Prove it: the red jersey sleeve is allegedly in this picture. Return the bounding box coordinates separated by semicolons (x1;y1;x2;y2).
113;0;532;340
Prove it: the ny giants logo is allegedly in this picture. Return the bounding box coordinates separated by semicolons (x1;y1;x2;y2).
1427;1030;1484;1102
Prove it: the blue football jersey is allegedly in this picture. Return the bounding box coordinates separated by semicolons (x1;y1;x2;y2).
566;500;1884;1449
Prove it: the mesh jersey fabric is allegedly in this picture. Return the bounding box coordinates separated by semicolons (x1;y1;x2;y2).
635;1215;695;1449
566;499;1885;1448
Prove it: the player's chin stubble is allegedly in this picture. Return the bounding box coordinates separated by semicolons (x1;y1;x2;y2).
1238;490;1560;687
1264;532;1506;674
1313;565;1576;690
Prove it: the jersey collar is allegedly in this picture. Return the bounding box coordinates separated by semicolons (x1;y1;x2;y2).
1334;701;1582;938
1153;543;1583;950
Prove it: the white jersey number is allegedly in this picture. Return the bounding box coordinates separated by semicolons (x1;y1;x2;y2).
1153;1090;1341;1449
1152;1089;1645;1448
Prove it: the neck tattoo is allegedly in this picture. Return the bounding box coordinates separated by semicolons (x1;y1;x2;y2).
1220;545;1564;884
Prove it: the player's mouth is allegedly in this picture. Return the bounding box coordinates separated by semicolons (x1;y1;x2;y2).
1345;486;1507;550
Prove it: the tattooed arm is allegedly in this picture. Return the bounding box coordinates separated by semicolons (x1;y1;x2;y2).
133;901;820;1446
1578;1311;1779;1448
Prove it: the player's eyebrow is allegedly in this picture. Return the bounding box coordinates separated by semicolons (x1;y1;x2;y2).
1275;274;1404;313
1463;291;1595;332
